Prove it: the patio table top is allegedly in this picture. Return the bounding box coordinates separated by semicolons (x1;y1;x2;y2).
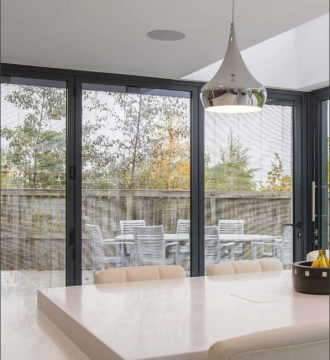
114;233;280;243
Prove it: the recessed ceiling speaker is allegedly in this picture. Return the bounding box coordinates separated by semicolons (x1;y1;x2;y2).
147;30;186;41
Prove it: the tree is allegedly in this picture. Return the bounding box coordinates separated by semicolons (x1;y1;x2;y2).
205;130;258;191
0;151;10;188
84;91;190;190
147;112;190;190
82;91;120;189
2;86;191;191
1;86;67;189
261;152;292;192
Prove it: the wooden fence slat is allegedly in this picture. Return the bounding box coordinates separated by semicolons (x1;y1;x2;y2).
153;198;159;225
101;196;109;234
145;197;150;226
26;196;33;233
162;198;169;233
179;198;185;220
109;197;117;236
171;198;177;233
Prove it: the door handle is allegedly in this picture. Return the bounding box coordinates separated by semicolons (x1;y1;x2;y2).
281;223;302;228
312;181;316;222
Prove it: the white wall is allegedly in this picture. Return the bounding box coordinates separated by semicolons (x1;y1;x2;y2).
296;14;329;90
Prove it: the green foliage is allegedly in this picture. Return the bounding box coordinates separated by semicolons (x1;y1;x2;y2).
1;85;191;191
82;91;190;190
0;151;10;187
260;152;292;192
205;130;258;191
2;85;295;194
1;86;66;189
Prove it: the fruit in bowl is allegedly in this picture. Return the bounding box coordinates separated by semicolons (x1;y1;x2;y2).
312;249;329;268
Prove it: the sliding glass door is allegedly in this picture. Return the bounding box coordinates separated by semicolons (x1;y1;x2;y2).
1;77;68;287
80;83;192;283
2;64;313;285
203;95;304;272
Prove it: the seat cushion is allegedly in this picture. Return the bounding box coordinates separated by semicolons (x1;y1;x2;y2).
206;263;235;276
95;268;127;284
207;321;329;360
259;259;283;272
307;250;329;262
158;265;185;279
95;265;186;284
232;260;262;274
126;266;161;282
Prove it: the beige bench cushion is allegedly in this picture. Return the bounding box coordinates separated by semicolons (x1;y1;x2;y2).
307;250;329;262
206;259;283;276
232;260;262;274
95;265;185;284
207;321;329;360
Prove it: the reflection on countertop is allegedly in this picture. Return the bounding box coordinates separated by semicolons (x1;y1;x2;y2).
1;271;90;360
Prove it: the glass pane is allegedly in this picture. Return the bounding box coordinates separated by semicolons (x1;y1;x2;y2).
81;85;191;284
1;78;67;288
204;104;293;271
320;100;329;249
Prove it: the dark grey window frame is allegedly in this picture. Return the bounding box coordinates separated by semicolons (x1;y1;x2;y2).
1;63;315;285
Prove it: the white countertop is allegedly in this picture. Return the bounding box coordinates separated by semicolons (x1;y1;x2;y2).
38;271;329;360
1;271;90;360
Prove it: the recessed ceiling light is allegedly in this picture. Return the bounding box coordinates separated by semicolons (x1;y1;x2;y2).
147;30;185;41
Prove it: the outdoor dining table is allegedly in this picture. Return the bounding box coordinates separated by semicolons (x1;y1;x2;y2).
114;233;279;243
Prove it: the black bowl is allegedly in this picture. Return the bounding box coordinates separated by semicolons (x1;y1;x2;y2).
292;261;329;295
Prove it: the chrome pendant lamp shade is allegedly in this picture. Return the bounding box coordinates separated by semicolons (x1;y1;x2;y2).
201;0;267;114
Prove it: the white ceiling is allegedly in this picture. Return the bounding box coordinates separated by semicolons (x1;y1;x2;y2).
183;14;329;90
1;0;329;80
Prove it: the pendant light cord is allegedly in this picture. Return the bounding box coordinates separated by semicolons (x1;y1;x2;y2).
232;0;235;25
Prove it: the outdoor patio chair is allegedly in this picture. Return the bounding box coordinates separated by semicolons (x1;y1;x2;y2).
251;225;292;269
176;219;190;262
133;225;179;266
177;219;190;239
205;226;235;268
120;220;146;234
119;220;145;265
218;220;245;257
86;224;134;280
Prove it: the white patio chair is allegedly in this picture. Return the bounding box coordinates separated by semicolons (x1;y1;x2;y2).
86;224;134;280
205;226;235;269
120;220;146;234
177;219;190;239
218;220;245;257
133;225;179;266
176;219;190;261
119;220;145;266
251;225;292;269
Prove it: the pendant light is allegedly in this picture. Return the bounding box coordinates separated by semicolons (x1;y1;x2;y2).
201;0;267;114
